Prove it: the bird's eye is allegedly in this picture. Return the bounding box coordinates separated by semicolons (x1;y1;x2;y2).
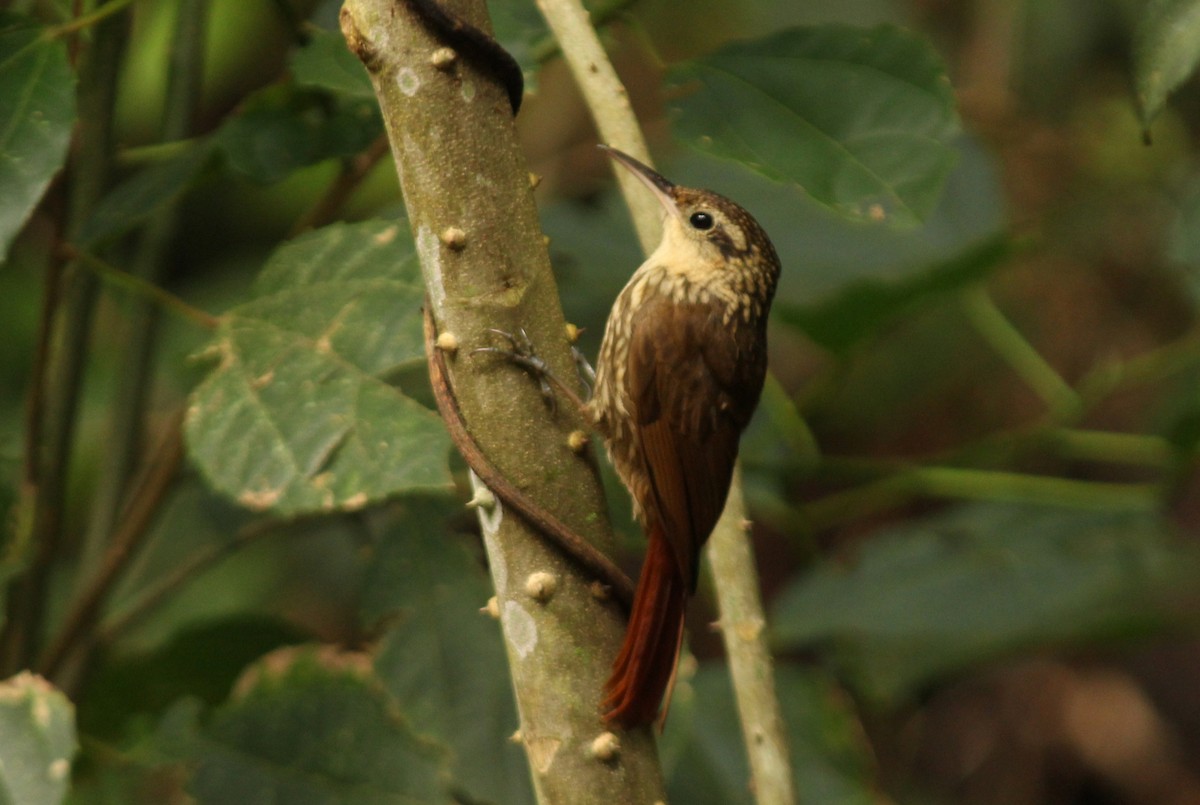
689;211;714;230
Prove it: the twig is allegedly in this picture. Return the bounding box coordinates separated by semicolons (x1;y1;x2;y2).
961;285;1081;417
802;464;1162;533
92;518;282;653
533;0;660;253
67;247;219;330
38;409;185;680
48;0;139;39
708;469;796;805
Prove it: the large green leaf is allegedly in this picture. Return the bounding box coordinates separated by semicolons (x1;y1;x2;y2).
1133;0;1200;132
166;646;449;804
669;24;960;228
773;504;1197;704
366;498;534;805
0;673;76;805
0;18;75;261
186;220;453;516
659;664;876;805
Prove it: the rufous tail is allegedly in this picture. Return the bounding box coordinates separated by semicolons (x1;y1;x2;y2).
601;525;687;728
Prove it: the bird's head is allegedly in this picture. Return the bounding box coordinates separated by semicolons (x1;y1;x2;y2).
599;145;780;295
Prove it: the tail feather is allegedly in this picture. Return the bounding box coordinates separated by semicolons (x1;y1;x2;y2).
602;526;687;728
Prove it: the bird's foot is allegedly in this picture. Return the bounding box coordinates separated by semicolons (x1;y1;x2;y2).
473;328;560;412
472;328;589;415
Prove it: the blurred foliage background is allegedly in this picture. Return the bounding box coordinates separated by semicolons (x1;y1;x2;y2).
4;0;1200;802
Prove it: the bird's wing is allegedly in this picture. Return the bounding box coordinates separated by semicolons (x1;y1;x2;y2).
625;295;766;590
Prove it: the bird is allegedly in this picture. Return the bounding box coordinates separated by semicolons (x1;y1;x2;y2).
590;146;781;728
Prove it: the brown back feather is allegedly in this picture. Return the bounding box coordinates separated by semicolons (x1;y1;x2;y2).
626;296;767;589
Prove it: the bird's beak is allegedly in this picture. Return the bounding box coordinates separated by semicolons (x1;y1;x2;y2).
598;145;679;219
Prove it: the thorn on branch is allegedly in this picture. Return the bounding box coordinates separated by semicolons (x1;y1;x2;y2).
525;571;558;603
589;731;620;763
430;46;458;69
440;226;468;250
339;7;382;71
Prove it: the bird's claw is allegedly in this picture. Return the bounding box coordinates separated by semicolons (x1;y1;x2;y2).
472;328;558;412
571;345;596;395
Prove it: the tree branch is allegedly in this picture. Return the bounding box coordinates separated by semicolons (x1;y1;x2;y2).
709;469;797;805
340;0;666;800
533;0;660;253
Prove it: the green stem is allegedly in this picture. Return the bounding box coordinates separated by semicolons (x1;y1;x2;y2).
93;518;280;653
1077;325;1200;403
800;474;914;532
961;285;1081;417
117;138;199;165
1048;428;1173;468
69;248;218;330
802;465;1161;532
39;414;184;683
48;0;139;39
908;466;1160;509
534;0;660;252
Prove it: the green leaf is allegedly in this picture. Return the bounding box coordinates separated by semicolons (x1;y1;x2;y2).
216;86;382;184
0;673;77;805
186;220;453;516
367;497;534;805
79;616;307;742
171;646;449;804
773;504;1198;704
659;665;876;805
1133;0;1200;132
290;29;375;99
76;140;215;247
0;19;76;260
780;231;1011;351
669;24;960;228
